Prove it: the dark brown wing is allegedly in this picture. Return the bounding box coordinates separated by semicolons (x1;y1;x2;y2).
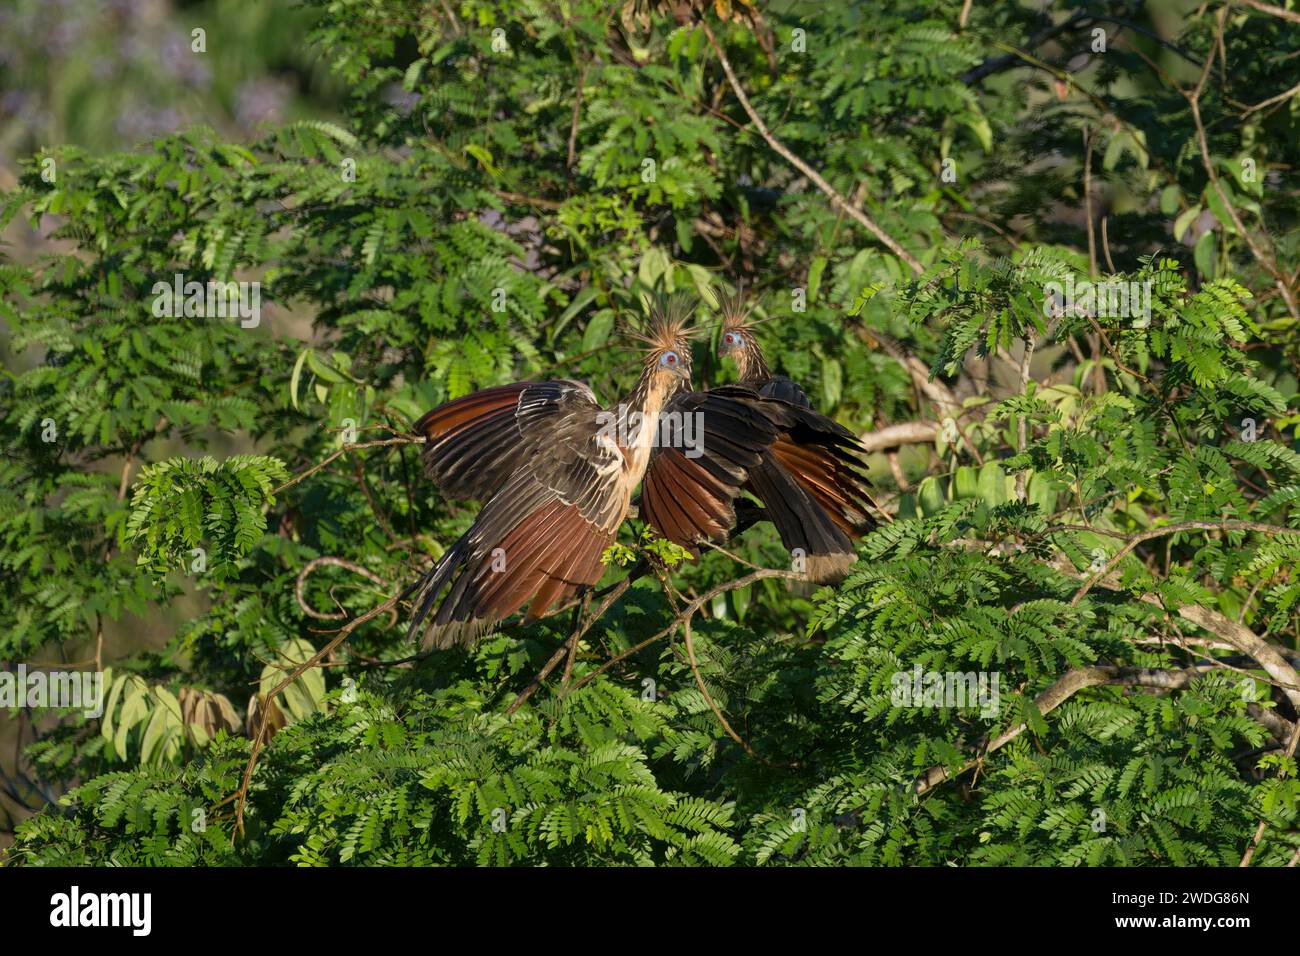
415;379;601;502
642;382;878;583
639;385;782;546
408;385;626;650
722;347;877;578
770;406;879;539
734;396;878;582
743;453;855;583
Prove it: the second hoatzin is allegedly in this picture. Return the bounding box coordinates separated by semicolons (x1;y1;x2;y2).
406;296;789;650
636;291;880;583
712;289;879;581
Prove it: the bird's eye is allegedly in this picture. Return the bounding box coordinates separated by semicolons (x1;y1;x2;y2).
723;332;741;346
659;350;679;367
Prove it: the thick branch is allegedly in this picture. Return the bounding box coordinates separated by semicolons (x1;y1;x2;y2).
913;665;1217;796
868;330;958;408
859;421;939;453
1155;601;1300;709
1049;525;1300;710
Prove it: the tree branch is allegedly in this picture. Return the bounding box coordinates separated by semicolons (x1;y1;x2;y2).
859;421;939;453
913;665;1221;797
1048;530;1300;710
1182;5;1300;320
225;589;404;841
1238;0;1300;24
700;21;924;275
271;436;423;497
295;556;392;622
1069;520;1300;607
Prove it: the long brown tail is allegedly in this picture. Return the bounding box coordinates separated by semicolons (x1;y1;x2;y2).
744;452;856;583
406;475;613;650
770;433;878;539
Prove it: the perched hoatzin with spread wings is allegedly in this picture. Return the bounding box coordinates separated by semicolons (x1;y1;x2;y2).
405;307;694;650
405;296;799;650
701;289;881;582
636;291;879;583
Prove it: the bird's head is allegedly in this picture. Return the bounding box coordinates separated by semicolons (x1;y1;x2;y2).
715;287;758;359
631;292;696;390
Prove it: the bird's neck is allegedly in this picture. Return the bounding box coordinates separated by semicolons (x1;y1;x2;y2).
737;342;772;382
620;370;675;477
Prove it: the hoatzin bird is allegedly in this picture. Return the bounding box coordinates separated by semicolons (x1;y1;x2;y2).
636;291;878;583
701;289;881;582
405;296;789;650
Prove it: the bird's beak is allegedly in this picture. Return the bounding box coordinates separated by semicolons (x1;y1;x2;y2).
671;364;691;382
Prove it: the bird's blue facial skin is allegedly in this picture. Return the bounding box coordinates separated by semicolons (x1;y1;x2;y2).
722;331;743;350
656;348;689;380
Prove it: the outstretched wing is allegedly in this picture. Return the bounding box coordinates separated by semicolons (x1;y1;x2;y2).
408;389;628;650
770;403;879;539
641;385;880;583
638;385;782;546
415;379;602;502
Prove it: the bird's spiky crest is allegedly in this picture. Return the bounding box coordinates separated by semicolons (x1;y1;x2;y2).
626;292;698;357
714;286;770;335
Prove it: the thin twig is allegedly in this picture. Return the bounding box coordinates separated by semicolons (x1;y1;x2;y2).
505;569;642;715
581;566;802;766
1069;519;1300;607
1182;5;1299;320
1015;331;1035;500
560;588;593;690
227;590;404;840
567;64;589;171
1084;126;1098;279
1101;214;1117;273
271;437;423;496
1241;77;1300;116
296;556;392;622
682;613;765;762
700;21;923;275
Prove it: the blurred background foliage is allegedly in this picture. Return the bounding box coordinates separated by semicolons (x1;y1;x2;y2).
0;0;342;157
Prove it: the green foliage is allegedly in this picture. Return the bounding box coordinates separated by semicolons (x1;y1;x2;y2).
4;0;1300;867
604;531;696;569
127;455;289;582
